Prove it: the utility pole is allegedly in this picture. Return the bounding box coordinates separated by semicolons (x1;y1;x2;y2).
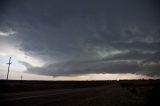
21;75;23;80
6;57;12;80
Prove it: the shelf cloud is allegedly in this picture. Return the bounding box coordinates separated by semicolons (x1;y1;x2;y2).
0;0;160;77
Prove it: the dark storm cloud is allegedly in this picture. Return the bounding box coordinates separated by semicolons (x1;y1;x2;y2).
20;59;160;76
1;0;160;76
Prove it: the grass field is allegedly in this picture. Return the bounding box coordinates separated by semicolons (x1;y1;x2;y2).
0;80;160;106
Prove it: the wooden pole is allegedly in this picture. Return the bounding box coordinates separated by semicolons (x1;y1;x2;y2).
7;57;12;80
21;75;23;80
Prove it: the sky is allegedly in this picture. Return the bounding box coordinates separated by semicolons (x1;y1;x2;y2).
0;0;160;80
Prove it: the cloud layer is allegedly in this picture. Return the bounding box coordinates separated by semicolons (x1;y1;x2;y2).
0;0;160;77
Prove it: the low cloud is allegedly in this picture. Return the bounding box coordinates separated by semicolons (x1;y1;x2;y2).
0;30;16;36
20;57;160;77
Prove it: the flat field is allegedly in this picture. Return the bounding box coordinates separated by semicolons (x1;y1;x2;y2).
0;80;160;106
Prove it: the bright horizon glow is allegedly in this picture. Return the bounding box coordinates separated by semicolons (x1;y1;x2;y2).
0;49;159;80
0;71;159;80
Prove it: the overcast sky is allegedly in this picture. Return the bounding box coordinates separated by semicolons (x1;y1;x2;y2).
0;0;160;80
